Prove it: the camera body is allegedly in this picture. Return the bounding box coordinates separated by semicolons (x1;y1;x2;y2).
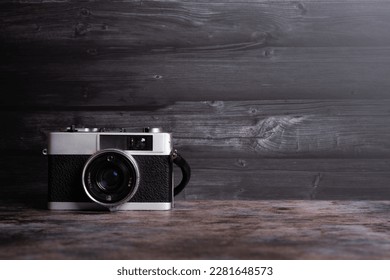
47;127;174;211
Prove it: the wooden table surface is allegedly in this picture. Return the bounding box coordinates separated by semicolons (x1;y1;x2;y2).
1;200;390;259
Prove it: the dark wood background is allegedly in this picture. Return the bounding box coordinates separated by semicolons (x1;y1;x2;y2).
1;0;390;204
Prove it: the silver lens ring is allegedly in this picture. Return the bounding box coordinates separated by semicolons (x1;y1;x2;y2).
82;149;140;209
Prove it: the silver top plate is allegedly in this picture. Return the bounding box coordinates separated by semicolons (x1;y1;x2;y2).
48;132;172;155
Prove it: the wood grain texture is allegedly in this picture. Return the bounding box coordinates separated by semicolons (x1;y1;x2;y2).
1;100;390;158
3;47;390;106
2;1;390;106
1;200;390;259
1;0;390;201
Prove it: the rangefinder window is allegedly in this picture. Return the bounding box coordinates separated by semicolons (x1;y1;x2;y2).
127;136;152;151
99;135;153;151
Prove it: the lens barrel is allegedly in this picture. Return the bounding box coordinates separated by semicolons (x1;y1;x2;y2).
82;149;140;208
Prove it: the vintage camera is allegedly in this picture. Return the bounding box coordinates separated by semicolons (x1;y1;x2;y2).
45;126;190;211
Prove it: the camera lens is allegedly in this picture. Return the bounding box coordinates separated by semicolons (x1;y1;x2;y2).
82;150;140;207
97;167;123;192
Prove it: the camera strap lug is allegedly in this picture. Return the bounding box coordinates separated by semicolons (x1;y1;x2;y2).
171;149;178;160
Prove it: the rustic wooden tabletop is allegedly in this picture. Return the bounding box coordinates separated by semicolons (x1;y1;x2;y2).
1;200;390;259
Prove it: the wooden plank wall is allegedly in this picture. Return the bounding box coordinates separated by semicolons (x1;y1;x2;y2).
1;0;390;201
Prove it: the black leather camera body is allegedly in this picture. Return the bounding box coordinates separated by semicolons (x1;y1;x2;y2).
46;127;190;211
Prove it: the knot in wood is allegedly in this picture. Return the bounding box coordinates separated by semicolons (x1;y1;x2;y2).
80;8;91;17
293;1;307;15
248;107;259;115
153;75;163;79
257;117;282;139
263;48;274;58
87;48;98;56
206;101;224;109
236;159;247;168
74;23;90;37
251;116;305;153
